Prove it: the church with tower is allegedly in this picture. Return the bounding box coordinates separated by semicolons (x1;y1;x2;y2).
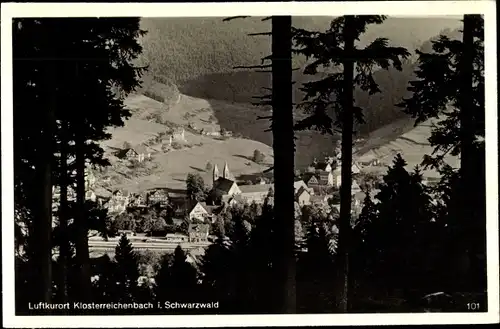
211;162;273;205
213;162;235;183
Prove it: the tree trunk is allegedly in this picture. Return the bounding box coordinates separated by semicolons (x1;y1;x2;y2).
74;63;92;301
32;60;56;304
459;14;483;290
271;15;296;313
58;120;70;302
337;15;355;312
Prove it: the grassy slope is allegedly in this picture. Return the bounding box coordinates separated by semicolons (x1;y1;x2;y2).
355;118;459;178
98;95;273;193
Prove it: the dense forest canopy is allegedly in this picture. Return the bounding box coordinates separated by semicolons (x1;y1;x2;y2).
137;17;462;138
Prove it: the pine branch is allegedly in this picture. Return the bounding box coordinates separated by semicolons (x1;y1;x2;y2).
252;94;272;100
261;16;272;21
223;16;250;22
252;101;272;106
263;166;274;173
233;64;272;70
248;32;272;36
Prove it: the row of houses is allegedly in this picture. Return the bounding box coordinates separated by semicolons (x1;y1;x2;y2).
114;144;152;163
106;188;170;213
197;126;233;138
113;128;188;163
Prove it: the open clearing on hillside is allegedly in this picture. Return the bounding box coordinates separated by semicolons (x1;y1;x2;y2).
102;116;166;149
98;103;273;193
101;91;454;194
125;93;224;133
109;138;273;193
124;90;338;168
355;118;459;178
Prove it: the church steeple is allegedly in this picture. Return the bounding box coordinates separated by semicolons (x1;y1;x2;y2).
223;162;233;181
213;164;220;184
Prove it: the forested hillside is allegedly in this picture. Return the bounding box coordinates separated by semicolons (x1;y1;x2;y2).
135;16;462;165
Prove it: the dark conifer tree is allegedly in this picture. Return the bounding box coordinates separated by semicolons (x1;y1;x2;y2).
200;235;232;310
293;16;410;311
350;191;377;304
91;254;118;304
246;204;275;313
397;15;485;293
297;222;335;313
353;191;377;241
270;16;296;313
13;17;147;304
13;18;57;304
114;234;140;302
225;213;252;312
362;154;434;300
155;246;198;305
224;15;296;312
56;120;71;303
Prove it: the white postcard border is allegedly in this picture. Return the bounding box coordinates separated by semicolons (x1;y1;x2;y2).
2;1;498;327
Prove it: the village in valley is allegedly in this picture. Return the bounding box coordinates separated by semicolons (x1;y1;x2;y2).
65;120;436;266
43;64;449;286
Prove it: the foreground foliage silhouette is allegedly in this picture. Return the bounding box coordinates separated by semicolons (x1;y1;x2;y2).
397;14;486;294
14;17;145;305
293;15;410;311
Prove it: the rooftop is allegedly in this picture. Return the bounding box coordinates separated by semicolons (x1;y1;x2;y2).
239;183;274;194
213;177;236;192
132;144;148;155
315;162;330;170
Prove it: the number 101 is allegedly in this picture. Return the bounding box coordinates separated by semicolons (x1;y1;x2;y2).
467;303;480;311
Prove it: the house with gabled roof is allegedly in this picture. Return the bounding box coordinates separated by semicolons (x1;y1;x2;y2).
303;171;333;195
114;144;151;162
112;189;131;201
222;194;244;207
294;180;314;195
129;192;148;208
315;161;333;173
147;188;169;207
317;170;334;187
295;186;311;206
106;199;129;214
213;177;241;199
188;201;218;223
303;173;319;187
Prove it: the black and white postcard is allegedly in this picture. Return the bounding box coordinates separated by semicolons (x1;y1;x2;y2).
1;1;498;327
